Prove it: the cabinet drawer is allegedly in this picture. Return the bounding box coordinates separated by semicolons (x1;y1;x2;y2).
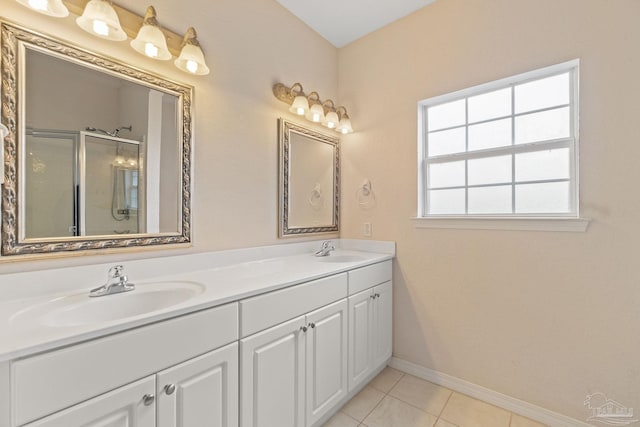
348;261;392;295
240;273;347;337
12;303;238;426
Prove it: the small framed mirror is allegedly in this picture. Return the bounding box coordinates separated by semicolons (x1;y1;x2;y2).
278;119;339;237
1;22;192;256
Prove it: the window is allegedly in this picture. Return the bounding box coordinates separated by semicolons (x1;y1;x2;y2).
418;60;580;224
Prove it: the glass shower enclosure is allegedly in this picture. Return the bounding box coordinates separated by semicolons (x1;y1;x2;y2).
24;129;142;239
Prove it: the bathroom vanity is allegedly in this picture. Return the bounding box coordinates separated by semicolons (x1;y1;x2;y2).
0;240;394;427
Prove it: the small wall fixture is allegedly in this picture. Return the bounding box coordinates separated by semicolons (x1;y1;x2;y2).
17;0;210;76
16;0;69;17
130;6;171;60
273;82;354;134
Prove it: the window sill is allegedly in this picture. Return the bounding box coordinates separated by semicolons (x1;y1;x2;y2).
411;216;590;232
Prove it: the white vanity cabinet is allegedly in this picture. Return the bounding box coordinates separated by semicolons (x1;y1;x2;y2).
347;262;393;392
239;274;349;427
10;303;239;427
23;342;239;427
3;253;394;427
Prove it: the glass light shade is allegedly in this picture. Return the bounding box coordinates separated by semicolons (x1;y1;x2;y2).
337;116;354;134
289;95;309;116
16;0;69;17
175;44;210;75
131;25;171;60
323;111;339;129
305;103;325;122
76;0;127;41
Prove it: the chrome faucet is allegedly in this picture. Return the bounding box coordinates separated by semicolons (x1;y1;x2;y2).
314;240;335;257
89;265;135;297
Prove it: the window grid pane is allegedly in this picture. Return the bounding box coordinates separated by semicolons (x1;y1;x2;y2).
423;64;577;216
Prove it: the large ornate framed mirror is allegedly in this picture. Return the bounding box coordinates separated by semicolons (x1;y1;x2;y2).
0;22;192;256
278;119;339;237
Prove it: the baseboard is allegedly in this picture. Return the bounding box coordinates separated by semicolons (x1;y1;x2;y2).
389;357;592;427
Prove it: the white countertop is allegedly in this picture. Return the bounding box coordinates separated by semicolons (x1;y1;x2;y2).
0;239;394;362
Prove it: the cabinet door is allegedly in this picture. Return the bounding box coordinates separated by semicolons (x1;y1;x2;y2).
373;281;393;367
24;376;155;427
240;316;306;427
348;289;374;392
305;299;348;426
157;342;238;427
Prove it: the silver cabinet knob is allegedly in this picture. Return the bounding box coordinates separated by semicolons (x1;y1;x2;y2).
375;293;380;298
370;294;376;299
309;322;316;329
300;326;308;333
164;384;176;395
142;393;155;406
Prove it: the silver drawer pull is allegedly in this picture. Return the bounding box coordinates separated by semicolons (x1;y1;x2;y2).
164;384;176;395
309;322;316;329
375;293;380;298
300;326;308;333
142;393;155;406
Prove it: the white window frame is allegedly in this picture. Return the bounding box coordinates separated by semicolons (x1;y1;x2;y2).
415;59;589;232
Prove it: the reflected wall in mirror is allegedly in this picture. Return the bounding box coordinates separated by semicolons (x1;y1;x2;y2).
1;22;192;256
279;119;339;237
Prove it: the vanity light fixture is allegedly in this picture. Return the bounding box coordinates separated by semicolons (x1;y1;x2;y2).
130;6;171;60
272;82;354;134
16;0;69;17
18;0;211;77
174;27;210;75
76;0;127;41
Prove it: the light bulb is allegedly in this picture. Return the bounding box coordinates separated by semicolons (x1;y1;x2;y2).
28;0;48;11
145;42;159;58
186;60;198;73
92;20;109;37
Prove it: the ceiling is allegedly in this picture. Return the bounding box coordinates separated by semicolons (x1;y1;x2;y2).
275;0;437;48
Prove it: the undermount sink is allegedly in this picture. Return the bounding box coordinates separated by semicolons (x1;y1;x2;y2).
11;281;205;328
317;254;366;263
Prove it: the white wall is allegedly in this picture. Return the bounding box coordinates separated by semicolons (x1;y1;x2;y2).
338;0;640;421
0;0;338;272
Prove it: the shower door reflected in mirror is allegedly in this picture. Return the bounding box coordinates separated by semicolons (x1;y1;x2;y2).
24;130;144;239
84;135;140;236
24;131;77;238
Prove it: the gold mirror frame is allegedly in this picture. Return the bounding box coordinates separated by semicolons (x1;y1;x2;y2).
278;119;339;237
0;22;193;256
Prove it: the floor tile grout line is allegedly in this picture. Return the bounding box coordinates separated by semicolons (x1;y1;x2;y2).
358;369;406;423
433;389;455;427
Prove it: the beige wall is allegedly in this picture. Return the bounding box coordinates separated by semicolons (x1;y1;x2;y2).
338;0;640;421
0;0;338;271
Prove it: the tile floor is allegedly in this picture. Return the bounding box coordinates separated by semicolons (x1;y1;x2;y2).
322;367;548;427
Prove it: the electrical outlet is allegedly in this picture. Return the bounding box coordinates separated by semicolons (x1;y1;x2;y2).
363;222;372;237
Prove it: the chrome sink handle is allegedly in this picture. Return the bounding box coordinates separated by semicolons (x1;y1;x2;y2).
89;264;135;297
314;240;335;257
